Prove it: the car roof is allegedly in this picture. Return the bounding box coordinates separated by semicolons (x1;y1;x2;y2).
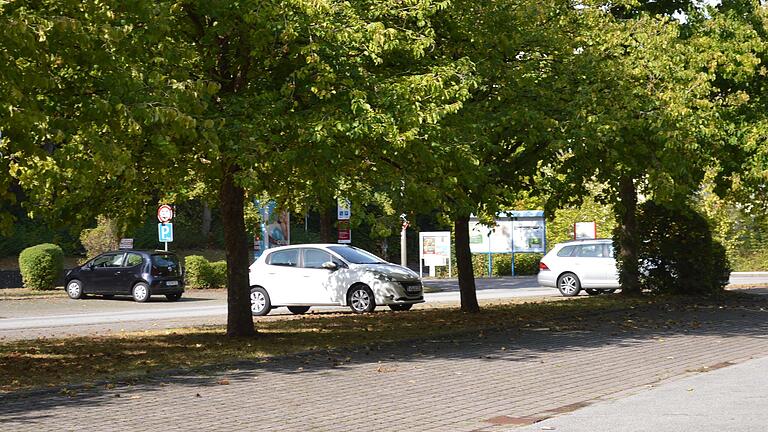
264;244;356;251
103;250;178;255
555;239;612;246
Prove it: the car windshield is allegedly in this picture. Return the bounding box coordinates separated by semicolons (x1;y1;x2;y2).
327;246;386;264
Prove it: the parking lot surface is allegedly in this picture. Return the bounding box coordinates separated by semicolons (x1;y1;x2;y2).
2;302;767;431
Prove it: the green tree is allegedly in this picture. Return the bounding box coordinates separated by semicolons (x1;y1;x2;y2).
2;1;475;335
541;8;762;294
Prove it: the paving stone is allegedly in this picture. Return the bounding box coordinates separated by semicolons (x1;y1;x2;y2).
2;307;768;431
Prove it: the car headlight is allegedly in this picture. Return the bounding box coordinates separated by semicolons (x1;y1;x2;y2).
373;273;395;282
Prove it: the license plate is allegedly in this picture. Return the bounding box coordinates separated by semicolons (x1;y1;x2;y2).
406;285;421;293
166;281;179;286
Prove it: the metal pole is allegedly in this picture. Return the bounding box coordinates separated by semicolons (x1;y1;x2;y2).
164;241;168;252
400;225;407;267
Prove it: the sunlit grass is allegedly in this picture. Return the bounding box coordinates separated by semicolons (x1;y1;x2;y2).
0;292;762;392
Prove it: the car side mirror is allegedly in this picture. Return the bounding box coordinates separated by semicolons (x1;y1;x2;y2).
321;261;338;271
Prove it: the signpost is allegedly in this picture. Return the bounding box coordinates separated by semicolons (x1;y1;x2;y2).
157;204;174;251
119;238;134;250
337;220;351;244
419;231;451;278
574;222;597;240
337;198;351;244
469;210;546;276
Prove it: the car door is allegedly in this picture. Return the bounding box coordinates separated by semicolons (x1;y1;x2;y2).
294;248;338;305
573;244;606;287
261;249;301;305
603;244;620;287
89;253;125;293
117;252;145;294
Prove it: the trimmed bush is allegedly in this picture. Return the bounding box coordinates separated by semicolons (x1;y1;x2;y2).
183;255;227;289
19;243;64;290
209;261;228;288
184;255;211;289
636;201;731;295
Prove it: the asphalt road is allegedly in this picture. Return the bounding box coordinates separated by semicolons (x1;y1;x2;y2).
0;273;765;340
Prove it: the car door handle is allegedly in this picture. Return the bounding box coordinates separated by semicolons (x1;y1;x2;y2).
115;271;122;275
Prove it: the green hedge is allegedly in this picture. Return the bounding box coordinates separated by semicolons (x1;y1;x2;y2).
18;243;64;291
184;255;227;289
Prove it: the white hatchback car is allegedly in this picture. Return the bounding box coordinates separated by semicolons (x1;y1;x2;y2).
248;244;424;315
537;239;620;296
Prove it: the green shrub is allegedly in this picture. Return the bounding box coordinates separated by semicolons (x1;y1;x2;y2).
18;243;64;290
79;217;119;258
635;201;731;295
184;255;211;289
209;261;228;288
184;255;227;289
510;253;543;276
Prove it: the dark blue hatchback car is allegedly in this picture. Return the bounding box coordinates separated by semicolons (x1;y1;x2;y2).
64;250;184;302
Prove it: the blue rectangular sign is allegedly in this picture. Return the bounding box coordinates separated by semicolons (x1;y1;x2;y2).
158;223;174;242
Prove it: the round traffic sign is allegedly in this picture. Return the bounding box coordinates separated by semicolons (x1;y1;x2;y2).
157;204;174;223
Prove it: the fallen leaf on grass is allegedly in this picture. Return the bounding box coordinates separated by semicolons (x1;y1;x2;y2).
217;379;230;385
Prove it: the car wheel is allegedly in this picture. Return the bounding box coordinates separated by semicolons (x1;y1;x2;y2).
585;289;601;296
132;282;151;303
388;304;413;312
287;306;310;315
250;287;271;316
66;280;85;299
557;273;581;297
603;289;617;294
166;293;182;302
348;284;376;314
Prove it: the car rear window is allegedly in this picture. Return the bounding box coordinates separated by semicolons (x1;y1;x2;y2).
151;254;180;276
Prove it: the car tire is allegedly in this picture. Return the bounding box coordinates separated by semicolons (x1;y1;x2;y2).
132;282;151;303
604;289;617;294
348;284;376;314
388;304;413;311
557;273;581;297
585;289;601;296
66;280;85;299
166;293;182;302
287;306;310;315
250;287;271;316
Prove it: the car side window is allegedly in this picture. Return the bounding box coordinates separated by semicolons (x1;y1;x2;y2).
126;253;143;267
557;246;577;257
92;254;124;268
604;244;614;258
303;249;331;269
577;245;604;258
267;250;299;267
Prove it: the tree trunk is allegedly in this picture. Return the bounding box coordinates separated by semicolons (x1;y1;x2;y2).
219;164;256;337
454;214;480;313
616;175;641;295
319;200;335;243
201;201;212;246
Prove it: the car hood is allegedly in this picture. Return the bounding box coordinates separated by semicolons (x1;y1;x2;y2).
351;263;420;281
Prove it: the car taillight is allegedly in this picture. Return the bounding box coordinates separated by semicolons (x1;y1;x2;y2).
539;262;550;271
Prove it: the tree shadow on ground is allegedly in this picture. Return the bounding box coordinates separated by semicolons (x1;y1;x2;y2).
2;295;768;422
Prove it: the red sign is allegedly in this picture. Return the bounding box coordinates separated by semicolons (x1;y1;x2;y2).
337;220;351;244
157;204;174;223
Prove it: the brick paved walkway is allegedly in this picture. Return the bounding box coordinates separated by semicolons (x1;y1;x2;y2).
2;306;768;432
